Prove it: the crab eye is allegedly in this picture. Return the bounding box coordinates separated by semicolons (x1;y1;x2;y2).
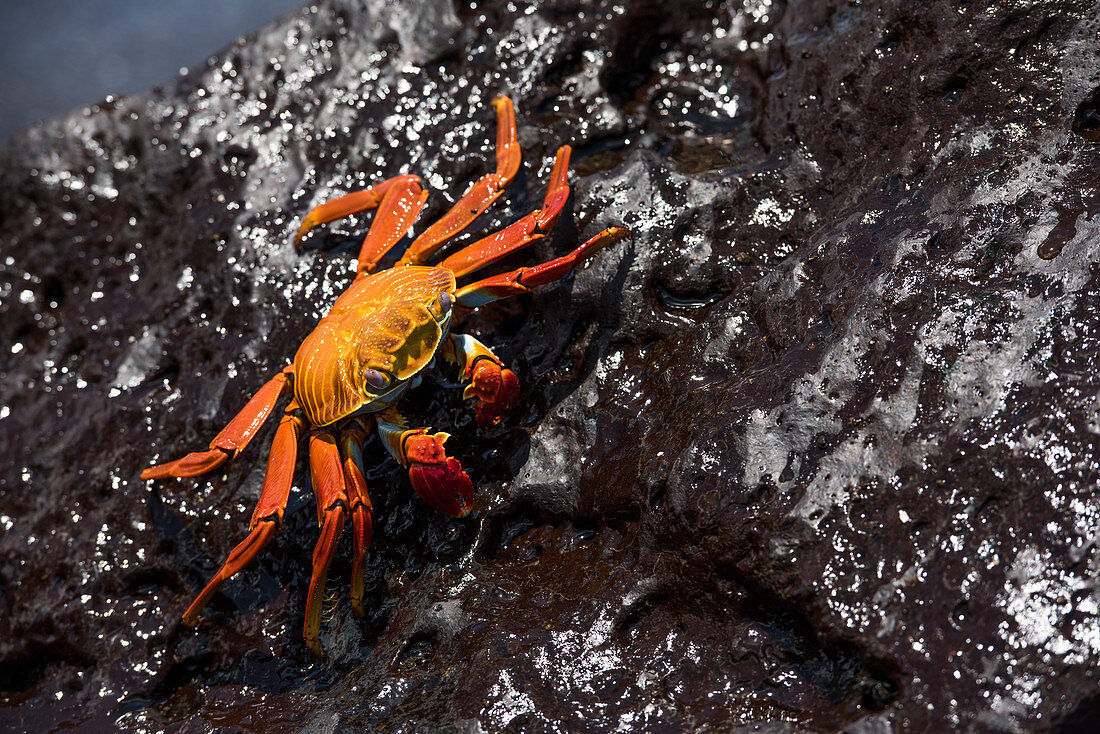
363;369;389;390
438;293;452;316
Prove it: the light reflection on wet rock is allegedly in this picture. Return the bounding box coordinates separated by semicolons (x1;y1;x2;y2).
3;0;1100;731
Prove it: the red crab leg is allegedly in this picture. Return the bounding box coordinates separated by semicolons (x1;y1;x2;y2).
375;409;474;517
142;367;293;480
181;407;306;626
355;176;428;275
293;174;420;246
442;334;521;426
439;145;572;278
397;95;522;266
339;418;374;617
305;429;350;657
454;227;631;308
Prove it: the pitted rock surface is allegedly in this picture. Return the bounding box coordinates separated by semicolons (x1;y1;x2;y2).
3;0;1100;731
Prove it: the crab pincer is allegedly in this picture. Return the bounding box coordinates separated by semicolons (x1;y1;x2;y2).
404;432;475;517
464;360;521;426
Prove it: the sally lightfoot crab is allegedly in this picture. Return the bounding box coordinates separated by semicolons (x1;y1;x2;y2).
142;95;629;656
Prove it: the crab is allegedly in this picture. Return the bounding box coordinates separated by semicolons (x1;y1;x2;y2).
141;95;629;656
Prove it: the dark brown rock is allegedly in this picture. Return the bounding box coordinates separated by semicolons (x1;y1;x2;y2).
3;0;1100;731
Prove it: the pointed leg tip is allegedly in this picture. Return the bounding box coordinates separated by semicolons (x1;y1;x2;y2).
141;461;180;480
142;463;182;481
585;227;632;253
181;594;213;628
141;449;229;480
306;637;325;658
350;560;369;617
294;216;317;247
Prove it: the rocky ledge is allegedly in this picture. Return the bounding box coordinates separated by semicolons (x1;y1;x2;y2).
2;0;1100;731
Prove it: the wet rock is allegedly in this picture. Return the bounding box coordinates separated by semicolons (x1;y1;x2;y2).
3;0;1100;731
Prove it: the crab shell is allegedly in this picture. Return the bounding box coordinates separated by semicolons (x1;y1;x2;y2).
294;266;455;426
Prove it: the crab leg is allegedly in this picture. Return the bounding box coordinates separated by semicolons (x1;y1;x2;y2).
293;174;420;246
142;367;293;480
293;175;428;276
305;429;350;657
338;418;374;617
355;177;428;275
398;95;522;267
375;409;474;517
442;334;521;426
454;227;630;309
181;406;306;626
439;145;572;278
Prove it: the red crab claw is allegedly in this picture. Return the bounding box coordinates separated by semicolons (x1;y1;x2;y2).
464;360;521;426
404;432;474;517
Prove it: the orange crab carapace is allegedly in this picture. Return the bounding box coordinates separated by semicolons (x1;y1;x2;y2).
141;95;629;656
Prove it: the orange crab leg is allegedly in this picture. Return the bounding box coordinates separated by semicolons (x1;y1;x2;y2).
181;407;306;626
454;227;631;308
142;368;293;480
305;429;349;657
338;418;374;617
439;145;572;278
355;177;429;275
398;95;522;267
293;174;420;246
